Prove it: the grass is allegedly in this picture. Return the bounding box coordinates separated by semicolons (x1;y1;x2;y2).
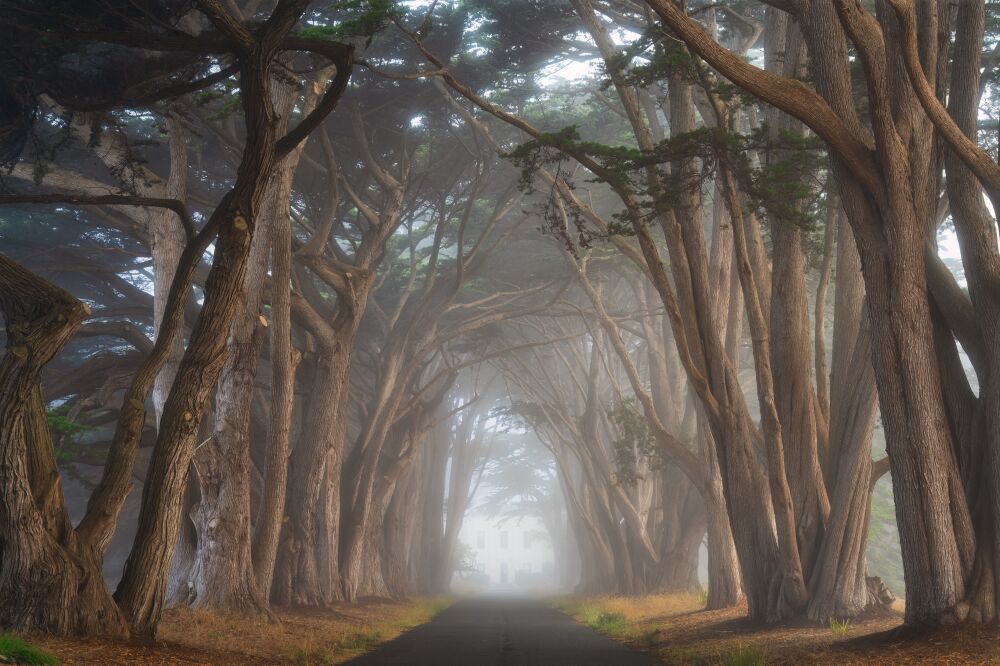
0;634;58;666
553;593;948;665
554;593;704;645
582;610;629;635
338;629;382;651
829;618;851;638
721;643;767;666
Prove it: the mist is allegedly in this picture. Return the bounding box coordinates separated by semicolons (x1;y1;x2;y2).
3;0;997;664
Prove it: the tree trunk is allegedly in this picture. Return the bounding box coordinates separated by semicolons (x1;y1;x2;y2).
703;420;743;609
252;195;300;595
0;255;127;636
180;80;298;612
151;117;189;425
115;45;288;635
272;346;353;606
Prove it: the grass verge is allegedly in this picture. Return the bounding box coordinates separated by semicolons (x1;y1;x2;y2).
35;597;451;665
551;593;1000;664
0;634;58;666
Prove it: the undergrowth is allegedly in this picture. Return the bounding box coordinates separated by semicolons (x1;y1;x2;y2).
721;643;767;666
0;635;58;666
828;618;851;638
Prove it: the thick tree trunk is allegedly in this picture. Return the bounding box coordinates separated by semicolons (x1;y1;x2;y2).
420;433;450;594
272;347;353;606
769;215;828;581
940;0;1000;623
182;320;269;613
806;213;885;621
115;38;293;634
0;255;127;636
252;200;300;596
655;482;705;593
383;466;419;598
703;423;743;609
648;0;986;625
180;84;298;612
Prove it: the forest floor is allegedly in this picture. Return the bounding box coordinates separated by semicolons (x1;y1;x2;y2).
554;593;1000;664
26;597;450;665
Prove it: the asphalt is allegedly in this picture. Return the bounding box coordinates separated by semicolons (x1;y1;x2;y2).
344;596;663;665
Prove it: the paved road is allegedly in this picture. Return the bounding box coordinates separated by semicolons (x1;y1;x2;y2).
345;596;662;665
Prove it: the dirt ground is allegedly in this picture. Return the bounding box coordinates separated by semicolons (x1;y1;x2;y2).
30;597;450;665
555;594;1000;665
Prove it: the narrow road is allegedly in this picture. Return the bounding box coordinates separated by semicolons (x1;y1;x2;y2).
345;596;662;665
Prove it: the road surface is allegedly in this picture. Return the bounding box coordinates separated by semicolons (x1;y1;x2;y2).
345;596;663;665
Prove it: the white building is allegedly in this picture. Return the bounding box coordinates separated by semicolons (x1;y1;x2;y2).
454;513;557;592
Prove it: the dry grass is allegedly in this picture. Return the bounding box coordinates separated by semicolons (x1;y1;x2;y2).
554;594;1000;665
32;597;451;665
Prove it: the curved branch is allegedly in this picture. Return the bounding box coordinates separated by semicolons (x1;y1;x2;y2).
644;0;881;196
885;0;1000;211
0;194;195;240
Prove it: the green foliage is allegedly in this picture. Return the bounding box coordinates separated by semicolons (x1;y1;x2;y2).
0;635;58;666
192;79;242;121
46;405;94;437
579;608;629;635
720;643;766;666
828;618;851;638
298;0;402;41
740;126;827;230
608;398;657;486
504;125;644;194
615;40;700;91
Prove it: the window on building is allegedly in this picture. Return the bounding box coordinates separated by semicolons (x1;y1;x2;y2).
500;531;508;549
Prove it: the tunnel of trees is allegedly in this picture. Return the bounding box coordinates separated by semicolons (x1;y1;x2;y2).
0;0;997;640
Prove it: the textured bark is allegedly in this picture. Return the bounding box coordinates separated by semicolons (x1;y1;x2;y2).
0;255;127;636
383;464;420;598
115;6;345;632
276;110;404;605
252;190;300;597
807;220;884;621
763;12;829;584
814;199;838;437
415;432;449;594
151;117;189;425
704;455;743;607
178;78;299;615
719;165;808;618
646;0;982;626
939;0;1000;622
566;0;782;618
273;350;352;606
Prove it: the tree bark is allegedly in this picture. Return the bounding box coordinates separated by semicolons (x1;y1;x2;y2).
252;193;300;596
115;15;315;632
179;77;298;615
807;219;885;621
0;255;127;636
